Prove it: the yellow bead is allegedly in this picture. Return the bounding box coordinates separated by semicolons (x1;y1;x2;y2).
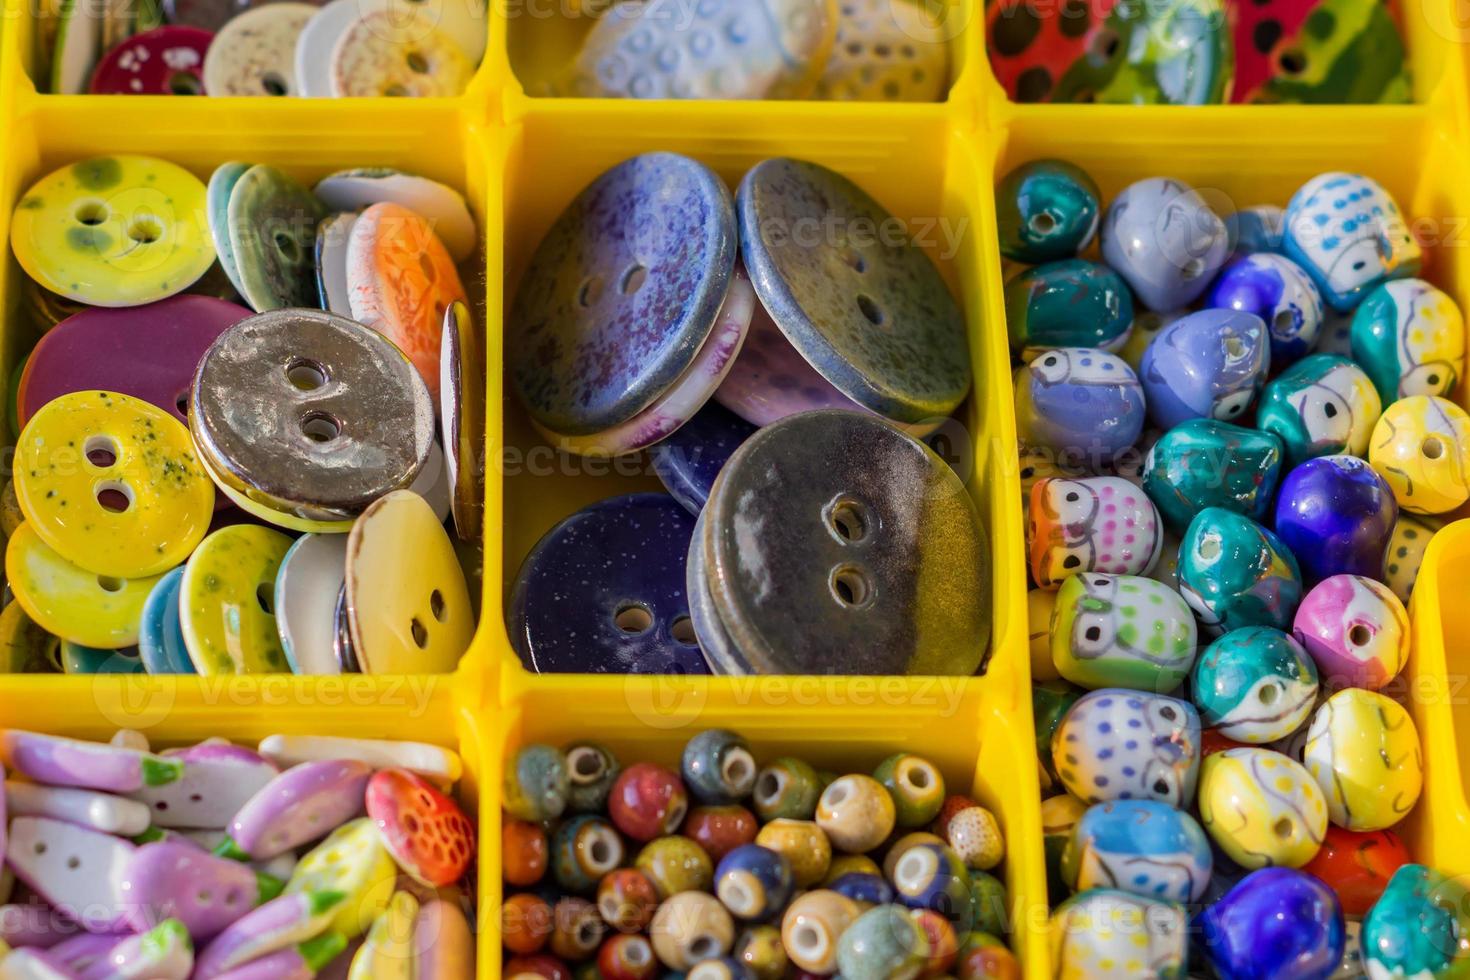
6;523;161;648
1369;395;1470;514
1198;747;1326;869
288;817;398;940
755;819;831;889
349;890;418;980
815;774;895;853
180;525;293;674
1303;688;1423;831
1029;588;1060;682
780;890;861;974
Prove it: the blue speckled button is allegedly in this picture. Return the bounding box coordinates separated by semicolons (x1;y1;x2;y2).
508;153;736;440
61;641;144;674
650;402;757;515
509;493;709;675
138;567;196;675
737;158;971;426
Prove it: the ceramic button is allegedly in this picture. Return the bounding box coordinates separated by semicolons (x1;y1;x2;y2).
7;523;162;648
206;161;250;298
285;816;398;937
334;581;361;673
440;302;485;541
509;153;736;442
61;641;144;673
136;742;279;830
0;601;62;673
120;840;278;940
88;25;211;94
4;780;150;836
510;493;706;675
201;3;316;95
274;533;348;676
138;567;196;674
329;10;473;97
198;455;355;534
314;168;477;262
737;158;971;427
193;890;347;977
812;0;948;100
258;733;462;785
345;490;473;674
8;817;134;934
221;164;325;311
11;156;214;308
346;202;467;400
650;401;757;516
191;308;434;520
1;729;182;792
692;410;989;675
51;0;104;94
15;391;214;578
225;759;370;862
351;891;418;979
179;525;293;675
313;211;355;315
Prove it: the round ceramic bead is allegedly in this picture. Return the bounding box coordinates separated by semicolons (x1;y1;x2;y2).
883;832;946;884
10;156;215;308
1302;825;1411;917
598;934;657;980
1051;689;1202;808
1293;575;1409;691
1013;348;1144;460
179;525;292;674
1207;252;1325;364
1275;455;1398;583
889;843;973;931
752;757;820;822
1049;889;1188;978
754;819;830;889
503;745;569;823
1198;747;1328;869
1139;308;1271;429
684;805;758;863
651;892;735;971
552;815;625;895
1362;865;1470;978
967;874;1010;944
812;0;949;100
1351;278;1466;402
1102;177;1230;311
1284;173;1421;312
1384;513;1439;603
1369;395;1470;515
1142;419;1284;532
636;836;714;900
780;890;862;975
815;775;895;854
836;905;926;980
505;953;571;980
687;956;756;980
503;893;552;955
715;845;794;923
873;753;945;828
995;160;1101;263
201;3;313;94
1050;572;1198;692
1227;205;1286;256
1004;260;1133;360
828;854;884;883
1179;507;1303;634
1062;799;1212;902
931;798;1003;873
609;763;687;843
1028;476;1164;588
1303;688;1422;831
596;868;659;933
550;897;605;963
1258;354;1383;467
1192;627;1319;743
564;743;620;814
682;730;757;806
650;402;757;516
911;909;958;977
503;819;549;887
734;924;787;980
1199;868;1346;980
828;871;894;907
956;930;1020;980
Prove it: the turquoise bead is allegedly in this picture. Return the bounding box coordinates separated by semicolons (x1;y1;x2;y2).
1363;865;1470;978
1350;278;1467;403
1257;353;1382;467
995;160;1101;264
1190;627;1318;744
1062;800;1212;903
1005;259;1134;360
1142;419;1284;532
1178;508;1302;635
1050;573;1197;693
835;905;926;980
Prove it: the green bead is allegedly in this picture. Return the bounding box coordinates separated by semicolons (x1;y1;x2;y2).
996;160;1101;264
836;905;927;980
635;835;713;899
563;741;620;813
873;753;946;828
1257;354;1382;467
969;871;1008;937
753;757;821;822
1142;419;1285;532
1179;508;1302;635
1033;680;1085;784
1190;626;1318;744
1050;573;1198;692
503;744;569;822
1004;259;1134;360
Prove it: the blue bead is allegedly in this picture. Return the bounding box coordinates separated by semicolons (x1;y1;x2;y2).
1206;252;1324;366
650;402;756;515
1273;455;1397;582
714;844;794;922
828;872;894;906
1140;309;1271;430
1014;348;1145;460
1102;178;1229;312
1199;868;1345;980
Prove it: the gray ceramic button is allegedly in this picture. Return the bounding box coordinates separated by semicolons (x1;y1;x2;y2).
225;164;325;311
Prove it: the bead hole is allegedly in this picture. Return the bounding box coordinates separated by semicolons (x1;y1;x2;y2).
613;603;653;634
410;617;429;648
95;481;133;513
1181;258;1205;280
830;565;873;608
273;231;299;263
286;358;328;391
1349;624;1372;647
1423;436;1445;459
577;277;603;308
1199;536;1221;560
261;72;288;96
1273;816;1294;838
301;412;341;443
1029;212;1057;235
1273;309;1294;333
127;217;163;244
256;583;274;615
841;247;867;273
97;575;123;593
167;72;201;95
85;435;119;468
689;936;718;960
670;615;697;646
619;264;647;295
74;201;107;226
1259;684;1279;704
723;750;753;786
1224;336;1245;358
756;771;782;804
406;50;429;73
570;748;603;779
826;496;870;544
430;588;447;622
1279;47;1307;75
905;765;932;790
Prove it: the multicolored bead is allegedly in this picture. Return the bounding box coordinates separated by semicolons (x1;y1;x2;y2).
598;933;658;980
734;924;788;980
1062;799;1212;902
1140;308;1271;429
596;868;660;934
1050;572;1198;692
1051;689;1202;808
650;892;735;971
1350;278;1466;403
683;805;759;864
1005;260;1134;359
957;930;1022;980
1035;679;1087;787
1274;455;1398;582
1014;349;1145;459
1198;868;1346;980
889;842;974;931
779;890;861;974
872;753;946;828
1284;172;1421;312
564;743;620;814
714;844;794;923
1028;476;1164;588
1198;747;1328;869
1302;688;1422;831
754;819;831;889
1369;395;1470;514
1142;419;1284;532
814;774;895;854
1191;627;1319;744
681;730;758;806
552;814;625;895
504;745;570;823
1049;889;1188;978
1179;507;1304;634
836;905;927;980
1207;252;1325;364
635;835;714;899
752;757;821;823
1362;865;1470;978
1292;574;1409;690
995;160;1102;263
932;796;1005;872
1103;178;1230;311
1257;353;1382;466
609;763;688;843
826;871;893;907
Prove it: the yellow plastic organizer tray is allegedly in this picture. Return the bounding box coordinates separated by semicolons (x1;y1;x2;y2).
0;0;1466;976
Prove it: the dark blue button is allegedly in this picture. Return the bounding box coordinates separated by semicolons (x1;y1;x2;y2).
650;402;757;515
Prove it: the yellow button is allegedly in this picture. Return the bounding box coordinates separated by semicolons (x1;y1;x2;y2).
179;525;292;674
287;817;398;940
15;391;214;578
11;156;215;308
6;523;162;648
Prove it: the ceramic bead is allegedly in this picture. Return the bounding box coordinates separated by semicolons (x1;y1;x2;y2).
715;845;794;923
506;953;573;980
1191;627;1319;744
686;956;755;980
651;892;735;971
1275;456;1398;583
1227;205;1285;256
1062;799;1212;903
1005;261;1134;359
1049;889;1188;979
598;934;658;980
1301;825;1412;916
754;819;831;889
1179;507;1304;634
504;893;554;955
1142;419;1285;532
1198;868;1346;980
1019;443;1089;514
1034;679;1087;788
932;796;1005;873
1198;747;1328;869
884;831;947;883
1014;349;1145;460
956;930;1021;980
681;730;758;806
505;745;570;822
550;897;605;962
1258;354;1383;468
1028;476;1164;588
1050;572;1198;692
683;805;759;863
1042;794;1087;903
1052;689;1202;807
1369;395;1470;514
779;890;862;974
828;871;895;907
1362;865;1470;978
1384;513;1440;603
995;160;1102;263
1350;278;1466;402
553;814;626;895
816;774;896;854
1303;688;1423;831
752;757;821;822
609;763;688;842
1029;588;1061;683
873;753;946;828
1284;172;1421;312
596;868;659;933
504;819;550;886
968;870;1009;938
733;925;788;980
1119;310;1184;374
1102;177;1229;311
912;908;959;976
1208;252;1325;364
564;743;621;814
827;853;884;883
889;843;974;931
635;835;714;899
836;905;927;980
1140;308;1271;429
1293;575;1409;690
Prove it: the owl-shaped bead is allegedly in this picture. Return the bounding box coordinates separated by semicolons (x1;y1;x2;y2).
1014;349;1145;459
1293;575;1409;691
1062;800;1213;903
1351;278;1467;403
1257;354;1383;467
1051;573;1198;693
1199;868;1347;980
1369;395;1470;515
1207;252;1325;365
1179;508;1303;635
1303;689;1423;832
1284;173;1421;312
1191;627;1319;744
1028;476;1164;589
1050;889;1188;979
1384;514;1440;604
1051;689;1201;808
1198;747;1328;869
1140;309;1272;430
1142;418;1285;532
1362;865;1470;979
1101;177;1230;312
